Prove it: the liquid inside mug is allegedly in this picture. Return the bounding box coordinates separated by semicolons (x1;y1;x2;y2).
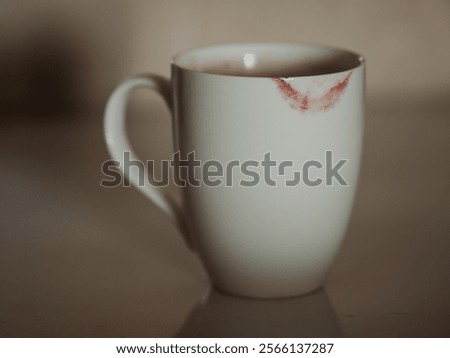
104;43;365;298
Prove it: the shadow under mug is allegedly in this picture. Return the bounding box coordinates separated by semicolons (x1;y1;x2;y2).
176;288;341;338
104;42;365;298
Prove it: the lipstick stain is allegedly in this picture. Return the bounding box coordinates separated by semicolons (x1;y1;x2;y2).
272;73;352;113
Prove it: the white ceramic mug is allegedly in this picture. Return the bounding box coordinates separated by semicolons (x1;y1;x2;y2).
104;43;365;298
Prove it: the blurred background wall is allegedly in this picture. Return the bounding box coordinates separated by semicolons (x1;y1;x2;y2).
2;0;449;112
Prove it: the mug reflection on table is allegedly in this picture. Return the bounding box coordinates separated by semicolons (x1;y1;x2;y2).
177;288;341;337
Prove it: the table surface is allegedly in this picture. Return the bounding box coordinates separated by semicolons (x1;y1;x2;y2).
1;94;449;337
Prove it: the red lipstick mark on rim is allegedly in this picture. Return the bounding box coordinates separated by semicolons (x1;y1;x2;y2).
272;73;352;113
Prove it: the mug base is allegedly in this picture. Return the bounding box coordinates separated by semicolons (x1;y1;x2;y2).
212;282;324;300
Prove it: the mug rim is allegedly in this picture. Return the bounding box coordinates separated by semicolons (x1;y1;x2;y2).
171;42;365;78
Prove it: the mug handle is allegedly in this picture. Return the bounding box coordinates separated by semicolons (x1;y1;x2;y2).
104;74;192;249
